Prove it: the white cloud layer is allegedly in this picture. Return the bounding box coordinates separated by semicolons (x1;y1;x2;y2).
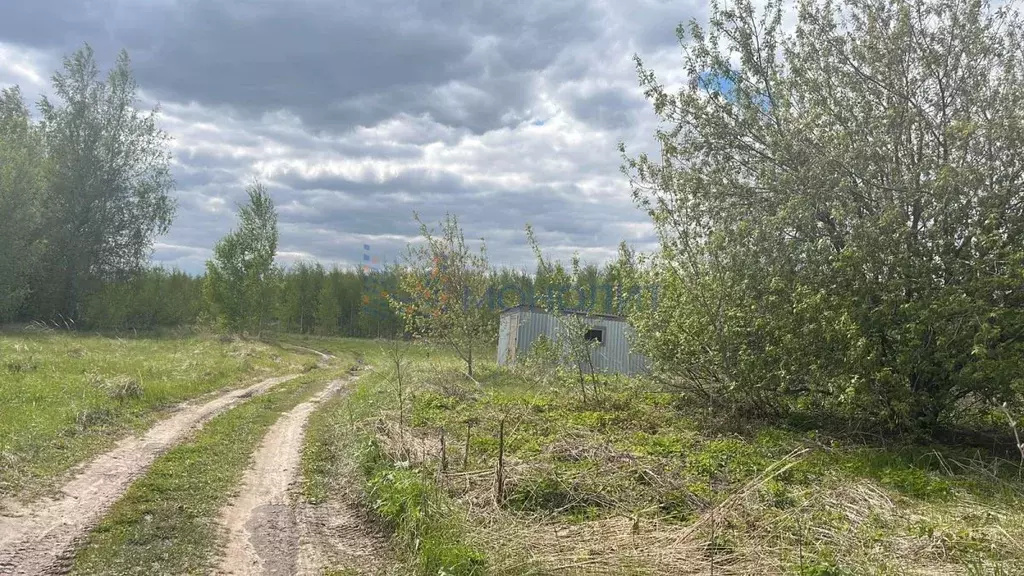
0;0;705;273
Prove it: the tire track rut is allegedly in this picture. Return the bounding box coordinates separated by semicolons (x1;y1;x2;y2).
215;372;361;575
0;374;300;576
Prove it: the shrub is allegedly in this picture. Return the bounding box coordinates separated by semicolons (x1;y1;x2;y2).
621;0;1024;431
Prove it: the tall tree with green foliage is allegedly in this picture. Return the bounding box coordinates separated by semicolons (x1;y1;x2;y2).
314;274;341;336
36;45;175;319
394;213;493;378
622;0;1024;430
205;181;279;334
0;87;47;321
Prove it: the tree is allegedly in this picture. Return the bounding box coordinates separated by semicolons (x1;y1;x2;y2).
622;0;1024;430
280;261;323;333
81;267;206;330
36;45;175;319
205;181;279;334
394;213;493;378
315;274;341;335
0;87;47;321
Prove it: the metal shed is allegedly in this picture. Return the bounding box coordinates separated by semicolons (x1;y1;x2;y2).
497;305;649;376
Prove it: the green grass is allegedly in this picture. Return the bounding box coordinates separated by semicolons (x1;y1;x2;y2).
0;330;314;499
301;342;487;575
301;380;357;506
363;453;486;575
327;344;1024;575
68;354;360;576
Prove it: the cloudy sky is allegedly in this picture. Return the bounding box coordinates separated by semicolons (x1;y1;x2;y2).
0;0;699;274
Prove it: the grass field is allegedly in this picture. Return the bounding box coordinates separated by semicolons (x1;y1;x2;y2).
0;328;316;500
325;344;1024;575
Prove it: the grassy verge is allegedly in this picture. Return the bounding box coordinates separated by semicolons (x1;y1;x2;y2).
68;353;359;576
328;344;1024;575
301;379;359;506
301;342;486;574
0;330;315;500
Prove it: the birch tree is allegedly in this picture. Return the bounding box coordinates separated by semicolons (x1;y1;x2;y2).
205;181;279;334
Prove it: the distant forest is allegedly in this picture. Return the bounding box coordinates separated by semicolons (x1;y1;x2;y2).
72;260;627;338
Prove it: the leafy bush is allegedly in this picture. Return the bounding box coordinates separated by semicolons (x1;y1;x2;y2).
621;0;1024;431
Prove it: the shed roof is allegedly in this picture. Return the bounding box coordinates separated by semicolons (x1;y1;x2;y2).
499;304;627;321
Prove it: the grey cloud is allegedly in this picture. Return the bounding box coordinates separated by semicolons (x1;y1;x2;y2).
159;171;656;273
567;87;646;130
3;0;693;274
265;167;651;255
0;0;607;134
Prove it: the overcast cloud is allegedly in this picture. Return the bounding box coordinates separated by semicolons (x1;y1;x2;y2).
0;0;701;273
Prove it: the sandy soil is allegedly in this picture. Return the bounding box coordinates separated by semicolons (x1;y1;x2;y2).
215;370;386;575
0;374;299;576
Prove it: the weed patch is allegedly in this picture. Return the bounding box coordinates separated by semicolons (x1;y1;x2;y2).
363;441;487;575
330;346;1024;574
270;340;1024;574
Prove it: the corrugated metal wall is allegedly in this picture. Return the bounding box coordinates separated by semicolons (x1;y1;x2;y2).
496;308;649;375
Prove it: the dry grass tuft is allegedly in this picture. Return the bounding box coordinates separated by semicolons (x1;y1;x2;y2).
471;513;724;575
105;375;145;402
376;416;443;466
66;345;87;358
420;366;482;402
85;372;144;401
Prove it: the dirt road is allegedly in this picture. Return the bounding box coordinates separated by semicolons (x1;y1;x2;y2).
215;371;382;575
0;374;299;576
